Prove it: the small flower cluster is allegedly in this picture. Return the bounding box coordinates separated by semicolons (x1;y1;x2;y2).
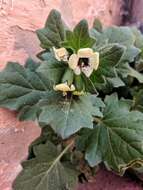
53;47;99;96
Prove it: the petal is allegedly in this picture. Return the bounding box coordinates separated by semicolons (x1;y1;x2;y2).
82;66;93;77
53;47;61;61
53;83;71;92
73;91;85;96
89;52;99;70
74;66;81;75
70;84;76;91
68;54;79;70
78;48;93;58
53;47;68;61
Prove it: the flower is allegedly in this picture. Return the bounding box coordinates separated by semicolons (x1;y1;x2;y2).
53;82;75;96
68;48;99;77
73;90;85;96
53;47;68;61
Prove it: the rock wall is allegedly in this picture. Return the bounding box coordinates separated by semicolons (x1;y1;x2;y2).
0;0;142;190
0;0;124;66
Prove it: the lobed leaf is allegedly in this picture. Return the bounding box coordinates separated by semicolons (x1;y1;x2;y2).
39;94;96;139
36;9;65;50
0;59;51;121
37;52;67;85
62;20;95;52
13;141;78;190
77;94;143;175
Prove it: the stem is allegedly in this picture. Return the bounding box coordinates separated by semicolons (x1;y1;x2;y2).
35;140;74;190
93;117;102;124
47;140;74;173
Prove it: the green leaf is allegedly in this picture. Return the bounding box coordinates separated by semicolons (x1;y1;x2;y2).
61;68;74;85
120;46;140;63
77;94;143;175
62;20;95;52
102;26;135;46
117;63;143;83
99;44;125;69
131;89;143;112
28;127;60;159
91;26;135;49
0;60;51;121
127;66;143;83
91;96;105;117
89;44;125;91
13;141;78;190
37;52;67;85
131;27;143;49
90;28;107;48
39;94;95;139
36;9;65;50
106;77;125;88
93;18;103;33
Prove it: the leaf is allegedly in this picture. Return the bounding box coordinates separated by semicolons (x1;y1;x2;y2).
117;63;143;83
28;127;59;159
0;59;51;121
77;94;143;175
131;27;143;49
120;45;140;63
134;89;143;105
127;67;143;83
37;52;67;85
89;44;125;90
91;26;140;68
13;141;78;190
102;26;135;46
36;9;65;50
93;18;103;33
99;44;125;69
106;77;125;88
91;26;135;49
62;20;95;51
131;89;143;112
90;29;107;48
90;96;105;117
39;94;95;139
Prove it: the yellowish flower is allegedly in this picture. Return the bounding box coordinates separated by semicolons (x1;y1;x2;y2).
53;47;68;61
68;48;99;77
73;90;85;96
53;82;75;96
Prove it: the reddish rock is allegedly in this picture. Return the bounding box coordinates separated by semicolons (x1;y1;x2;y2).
0;1;142;190
78;168;143;190
131;0;143;24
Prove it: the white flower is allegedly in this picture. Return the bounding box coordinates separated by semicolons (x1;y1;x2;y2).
68;48;99;77
53;47;68;61
53;82;75;96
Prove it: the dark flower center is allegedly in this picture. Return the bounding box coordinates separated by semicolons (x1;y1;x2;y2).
78;58;89;67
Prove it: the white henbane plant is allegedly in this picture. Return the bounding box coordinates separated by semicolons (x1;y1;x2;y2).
0;9;143;190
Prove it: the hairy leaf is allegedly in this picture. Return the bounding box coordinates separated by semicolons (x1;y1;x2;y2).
36;9;65;49
102;26;135;46
62;20;95;51
77;94;143;175
0;59;51;120
132;89;143;112
131;27;143;49
39;94;96;139
120;46;140;63
93;18;103;33
90;44;125;90
13;141;78;190
117;63;143;83
37;52;67;85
